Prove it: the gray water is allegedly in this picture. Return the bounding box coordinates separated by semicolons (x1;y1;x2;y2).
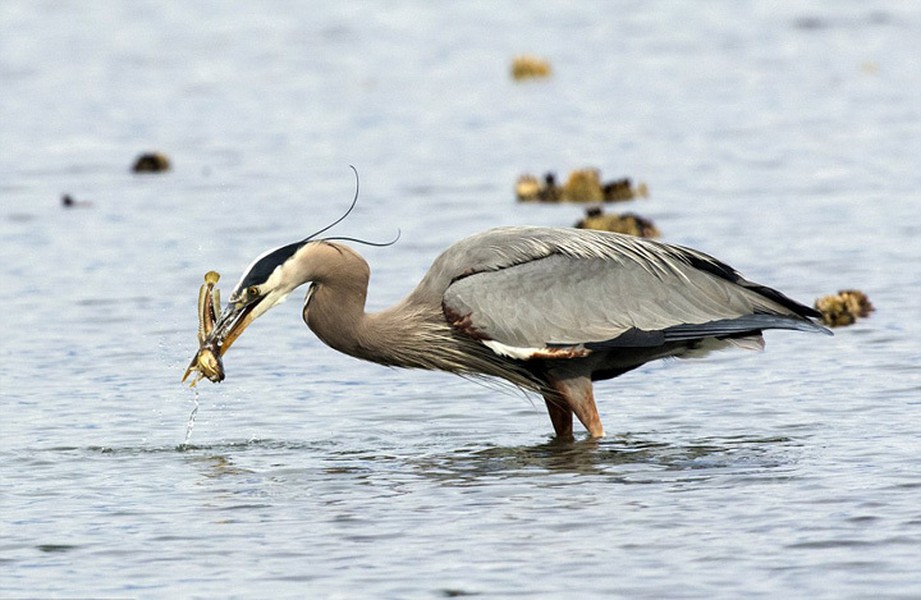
2;1;920;598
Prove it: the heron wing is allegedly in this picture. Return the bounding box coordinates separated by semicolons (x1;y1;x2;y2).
440;229;823;359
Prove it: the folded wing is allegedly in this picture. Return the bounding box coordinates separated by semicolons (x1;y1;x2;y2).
440;229;826;360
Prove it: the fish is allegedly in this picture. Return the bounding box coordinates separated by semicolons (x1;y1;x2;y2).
197;271;221;344
182;271;226;386
186;345;224;385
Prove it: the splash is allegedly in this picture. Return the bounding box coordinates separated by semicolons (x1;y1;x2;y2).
184;390;200;445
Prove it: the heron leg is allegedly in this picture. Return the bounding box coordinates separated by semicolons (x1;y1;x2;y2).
543;397;573;437
545;376;605;438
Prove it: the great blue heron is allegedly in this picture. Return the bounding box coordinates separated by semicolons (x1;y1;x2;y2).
190;210;829;438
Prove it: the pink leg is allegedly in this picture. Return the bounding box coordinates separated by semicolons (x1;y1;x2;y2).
543;397;573;437
543;376;605;438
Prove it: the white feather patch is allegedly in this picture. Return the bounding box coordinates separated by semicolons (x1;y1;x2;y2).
483;340;542;360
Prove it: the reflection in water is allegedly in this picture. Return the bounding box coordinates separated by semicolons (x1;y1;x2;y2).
82;437;319;456
409;434;797;484
184;453;253;479
75;434;796;485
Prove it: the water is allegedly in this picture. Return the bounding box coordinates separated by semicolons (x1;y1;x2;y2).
2;1;920;597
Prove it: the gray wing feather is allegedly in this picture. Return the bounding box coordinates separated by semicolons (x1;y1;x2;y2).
435;227;824;351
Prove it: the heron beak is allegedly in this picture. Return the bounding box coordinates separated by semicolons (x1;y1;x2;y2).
208;299;262;356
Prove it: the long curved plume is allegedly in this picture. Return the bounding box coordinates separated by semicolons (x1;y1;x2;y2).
325;231;402;248
301;165;362;242
300;166;401;248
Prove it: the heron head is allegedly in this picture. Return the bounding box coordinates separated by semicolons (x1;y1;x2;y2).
207;240;312;355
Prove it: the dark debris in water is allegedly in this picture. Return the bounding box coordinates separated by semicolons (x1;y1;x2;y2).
441;588;482;598
61;193;92;208
36;543;78;553
131;151;171;173
792;10;892;31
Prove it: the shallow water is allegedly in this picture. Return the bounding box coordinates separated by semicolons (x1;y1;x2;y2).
2;1;920;598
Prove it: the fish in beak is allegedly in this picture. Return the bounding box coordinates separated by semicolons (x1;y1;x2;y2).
182;271;225;386
182;274;271;386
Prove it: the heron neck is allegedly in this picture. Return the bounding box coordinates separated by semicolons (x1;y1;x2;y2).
306;279;447;370
304;266;371;359
300;242;457;370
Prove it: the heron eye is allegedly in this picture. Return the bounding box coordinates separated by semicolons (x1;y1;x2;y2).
246;285;260;299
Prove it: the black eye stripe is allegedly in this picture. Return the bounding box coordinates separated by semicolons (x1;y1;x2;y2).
233;241;304;296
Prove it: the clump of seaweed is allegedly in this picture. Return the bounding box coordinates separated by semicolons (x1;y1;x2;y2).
516;169;648;203
575;207;660;238
603;179;649;202
511;55;552;80
814;289;874;327
516;173;559;202
563;169;603;202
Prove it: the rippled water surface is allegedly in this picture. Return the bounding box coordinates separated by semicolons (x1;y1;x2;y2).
2;1;920;598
